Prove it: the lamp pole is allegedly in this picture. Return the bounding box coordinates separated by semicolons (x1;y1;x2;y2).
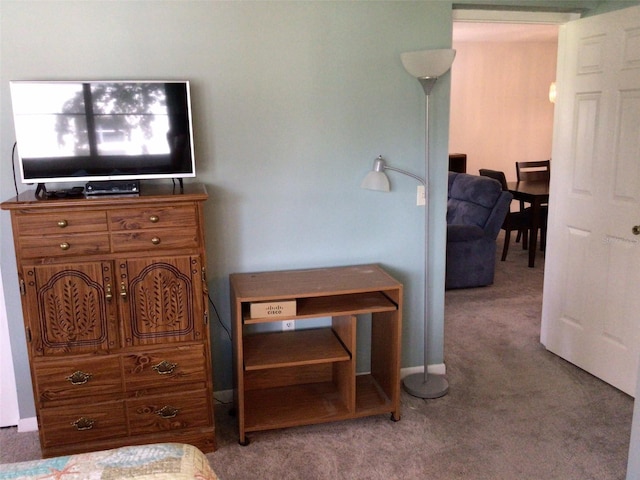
401;85;449;399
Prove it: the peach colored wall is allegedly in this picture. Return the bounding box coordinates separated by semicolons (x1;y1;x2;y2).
449;41;557;181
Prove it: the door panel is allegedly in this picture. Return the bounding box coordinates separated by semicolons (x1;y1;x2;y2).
573;95;598;192
541;5;640;396
119;256;204;346
0;270;19;427
24;262;118;356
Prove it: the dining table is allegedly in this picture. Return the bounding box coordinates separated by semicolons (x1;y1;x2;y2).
506;180;550;268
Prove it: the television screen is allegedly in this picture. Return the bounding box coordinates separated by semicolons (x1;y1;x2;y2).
9;80;196;184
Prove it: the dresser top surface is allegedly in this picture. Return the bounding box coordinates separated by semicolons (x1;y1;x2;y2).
1;183;208;210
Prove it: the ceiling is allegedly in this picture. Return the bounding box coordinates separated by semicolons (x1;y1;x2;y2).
453;22;560;43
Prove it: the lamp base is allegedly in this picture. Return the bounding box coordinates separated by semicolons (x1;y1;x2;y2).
402;372;449;399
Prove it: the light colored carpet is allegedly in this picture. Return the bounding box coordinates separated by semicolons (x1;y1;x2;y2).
208;236;633;479
1;234;634;479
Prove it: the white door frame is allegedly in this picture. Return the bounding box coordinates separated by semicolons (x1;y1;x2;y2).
0;267;20;427
452;9;579;26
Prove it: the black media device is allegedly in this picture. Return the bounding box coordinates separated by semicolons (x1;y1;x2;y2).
38;186;85;199
85;180;140;196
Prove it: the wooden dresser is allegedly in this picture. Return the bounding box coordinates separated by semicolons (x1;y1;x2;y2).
1;183;215;457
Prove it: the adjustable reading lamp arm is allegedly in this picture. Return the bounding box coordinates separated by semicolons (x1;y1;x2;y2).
373;156;425;185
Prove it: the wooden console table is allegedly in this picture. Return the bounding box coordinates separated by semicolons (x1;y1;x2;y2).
229;264;403;445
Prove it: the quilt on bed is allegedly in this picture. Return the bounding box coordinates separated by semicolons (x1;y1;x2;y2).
0;443;218;480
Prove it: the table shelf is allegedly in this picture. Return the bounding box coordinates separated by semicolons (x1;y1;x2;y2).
244;382;351;432
243;328;351;370
355;374;393;416
243;374;394;433
242;291;398;324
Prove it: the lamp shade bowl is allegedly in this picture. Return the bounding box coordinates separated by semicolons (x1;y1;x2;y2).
400;49;456;79
361;171;390;192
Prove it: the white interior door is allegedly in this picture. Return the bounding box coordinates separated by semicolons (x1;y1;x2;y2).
541;5;640;397
0;268;20;426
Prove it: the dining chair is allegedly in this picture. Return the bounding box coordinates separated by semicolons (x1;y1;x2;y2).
515;159;551;182
479;169;532;261
515;160;550;251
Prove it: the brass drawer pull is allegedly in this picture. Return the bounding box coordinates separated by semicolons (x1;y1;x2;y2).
155;405;179;419
57;220;68;228
105;283;113;301
120;282;128;301
152;360;177;375
151;237;161;245
71;417;95;431
149;215;159;223
66;371;92;385
59;242;70;251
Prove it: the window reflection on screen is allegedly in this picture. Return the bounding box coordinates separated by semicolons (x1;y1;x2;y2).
11;82;172;158
11;83;89;158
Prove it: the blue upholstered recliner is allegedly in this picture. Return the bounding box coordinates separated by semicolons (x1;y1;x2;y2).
446;172;512;289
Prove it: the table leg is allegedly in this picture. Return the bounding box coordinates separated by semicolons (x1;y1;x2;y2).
528;200;540;268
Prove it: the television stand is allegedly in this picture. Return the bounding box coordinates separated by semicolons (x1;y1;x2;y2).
230;264;403;445
35;183;84;200
173;177;184;193
85;180;140;196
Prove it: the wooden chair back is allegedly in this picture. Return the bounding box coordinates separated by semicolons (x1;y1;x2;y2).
479;169;508;191
479;168;532;261
516;160;550;182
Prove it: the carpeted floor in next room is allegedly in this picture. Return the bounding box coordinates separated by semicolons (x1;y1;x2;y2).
0;233;634;479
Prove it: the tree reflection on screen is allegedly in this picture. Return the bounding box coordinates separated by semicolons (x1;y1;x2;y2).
55;83;170;157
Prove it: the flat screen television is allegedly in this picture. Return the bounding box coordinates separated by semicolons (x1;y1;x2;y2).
9;80;196;193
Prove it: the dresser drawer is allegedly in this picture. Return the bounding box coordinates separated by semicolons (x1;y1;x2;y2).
109;206;197;231
111;229;199;252
15;211;108;236
18;234;110;258
39;401;127;448
123;345;208;395
127;389;212;436
34;356;123;405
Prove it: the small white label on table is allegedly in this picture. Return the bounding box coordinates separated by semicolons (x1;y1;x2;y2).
250;300;297;319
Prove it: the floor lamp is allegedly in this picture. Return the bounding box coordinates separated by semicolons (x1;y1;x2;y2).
401;48;455;399
363;49;455;399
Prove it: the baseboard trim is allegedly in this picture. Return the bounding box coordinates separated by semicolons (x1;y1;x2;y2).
401;363;446;377
18;417;38;432
214;388;233;405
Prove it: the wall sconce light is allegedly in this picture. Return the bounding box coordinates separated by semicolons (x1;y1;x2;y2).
549;82;557;104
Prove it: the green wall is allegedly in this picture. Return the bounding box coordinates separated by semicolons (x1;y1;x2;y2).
0;0;453;420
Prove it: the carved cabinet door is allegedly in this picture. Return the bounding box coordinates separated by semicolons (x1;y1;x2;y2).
22;261;119;356
118;255;206;347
